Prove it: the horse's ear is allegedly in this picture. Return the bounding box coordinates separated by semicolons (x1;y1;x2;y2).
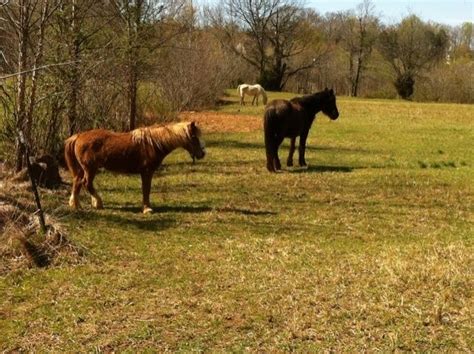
190;121;198;135
329;88;334;95
324;87;329;92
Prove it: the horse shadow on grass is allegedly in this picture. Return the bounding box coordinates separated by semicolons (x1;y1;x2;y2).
66;209;176;232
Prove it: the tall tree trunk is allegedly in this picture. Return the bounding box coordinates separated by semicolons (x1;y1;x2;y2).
15;1;29;171
352;54;363;97
125;1;141;131
26;0;48;147
348;52;355;96
352;17;366;97
128;64;138;131
68;0;80;135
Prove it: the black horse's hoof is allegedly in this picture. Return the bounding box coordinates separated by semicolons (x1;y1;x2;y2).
287;160;293;167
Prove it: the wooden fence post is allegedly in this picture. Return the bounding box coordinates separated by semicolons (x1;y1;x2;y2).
18;130;47;234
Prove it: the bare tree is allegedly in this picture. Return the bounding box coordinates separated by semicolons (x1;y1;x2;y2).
1;0;60;170
208;0;323;91
378;15;449;99
109;0;187;130
50;0;105;135
332;1;378;97
449;22;474;60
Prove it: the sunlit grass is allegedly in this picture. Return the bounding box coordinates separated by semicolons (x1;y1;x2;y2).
1;92;473;351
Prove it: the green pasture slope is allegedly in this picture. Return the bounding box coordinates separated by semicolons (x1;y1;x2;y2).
1;92;473;351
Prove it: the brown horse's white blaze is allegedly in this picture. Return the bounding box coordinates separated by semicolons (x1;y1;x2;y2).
64;121;205;213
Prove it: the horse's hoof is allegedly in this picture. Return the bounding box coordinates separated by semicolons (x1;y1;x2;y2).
299;165;308;170
143;207;153;214
69;197;80;209
287;161;293;167
91;197;103;209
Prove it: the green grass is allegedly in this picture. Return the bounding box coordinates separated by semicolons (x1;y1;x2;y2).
1;91;473;351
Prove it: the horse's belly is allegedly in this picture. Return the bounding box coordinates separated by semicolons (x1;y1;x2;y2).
102;153;143;174
284;124;303;138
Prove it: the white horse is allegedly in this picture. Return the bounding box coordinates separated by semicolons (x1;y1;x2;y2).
237;84;268;106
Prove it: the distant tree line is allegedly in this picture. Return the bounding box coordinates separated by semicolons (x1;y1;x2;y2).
0;0;472;170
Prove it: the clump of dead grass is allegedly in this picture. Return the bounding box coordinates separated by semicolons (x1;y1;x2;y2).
0;182;85;274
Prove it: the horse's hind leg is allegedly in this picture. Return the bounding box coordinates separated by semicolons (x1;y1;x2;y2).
83;168;103;209
141;171;153;214
287;137;296;167
69;170;84;209
272;136;284;171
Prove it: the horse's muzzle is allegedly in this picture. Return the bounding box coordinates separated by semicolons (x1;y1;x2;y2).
194;149;206;160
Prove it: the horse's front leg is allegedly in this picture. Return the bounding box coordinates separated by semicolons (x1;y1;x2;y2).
251;95;256;105
287;137;296;167
141;171;153;214
298;132;309;167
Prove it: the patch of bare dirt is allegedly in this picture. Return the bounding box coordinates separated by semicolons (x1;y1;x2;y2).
179;111;262;133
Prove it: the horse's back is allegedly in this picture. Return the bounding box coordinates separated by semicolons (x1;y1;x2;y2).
73;129;142;172
265;99;294;115
264;99;306;138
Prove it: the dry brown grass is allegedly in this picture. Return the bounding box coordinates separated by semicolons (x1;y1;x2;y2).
179;111;262;133
0;179;85;274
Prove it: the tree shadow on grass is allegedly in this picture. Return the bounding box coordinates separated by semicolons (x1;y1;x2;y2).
206;139;264;150
107;204;277;216
206;139;373;154
291;165;356;173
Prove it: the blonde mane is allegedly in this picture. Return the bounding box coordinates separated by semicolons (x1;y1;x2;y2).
131;122;200;152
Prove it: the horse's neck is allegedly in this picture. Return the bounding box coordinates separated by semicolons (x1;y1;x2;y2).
303;93;323;116
151;127;188;156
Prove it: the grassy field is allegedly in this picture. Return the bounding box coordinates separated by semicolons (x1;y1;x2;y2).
1;91;473;351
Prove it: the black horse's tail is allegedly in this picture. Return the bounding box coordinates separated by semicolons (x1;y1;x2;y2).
263;106;277;172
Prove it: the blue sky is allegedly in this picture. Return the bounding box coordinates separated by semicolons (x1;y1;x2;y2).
309;0;473;25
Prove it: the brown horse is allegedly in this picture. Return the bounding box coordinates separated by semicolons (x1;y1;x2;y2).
64;121;206;213
263;88;339;172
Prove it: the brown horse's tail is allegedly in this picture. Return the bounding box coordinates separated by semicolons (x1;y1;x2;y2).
64;134;81;177
263;106;277;172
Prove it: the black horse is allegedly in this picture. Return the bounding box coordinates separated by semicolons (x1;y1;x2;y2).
263;88;339;172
